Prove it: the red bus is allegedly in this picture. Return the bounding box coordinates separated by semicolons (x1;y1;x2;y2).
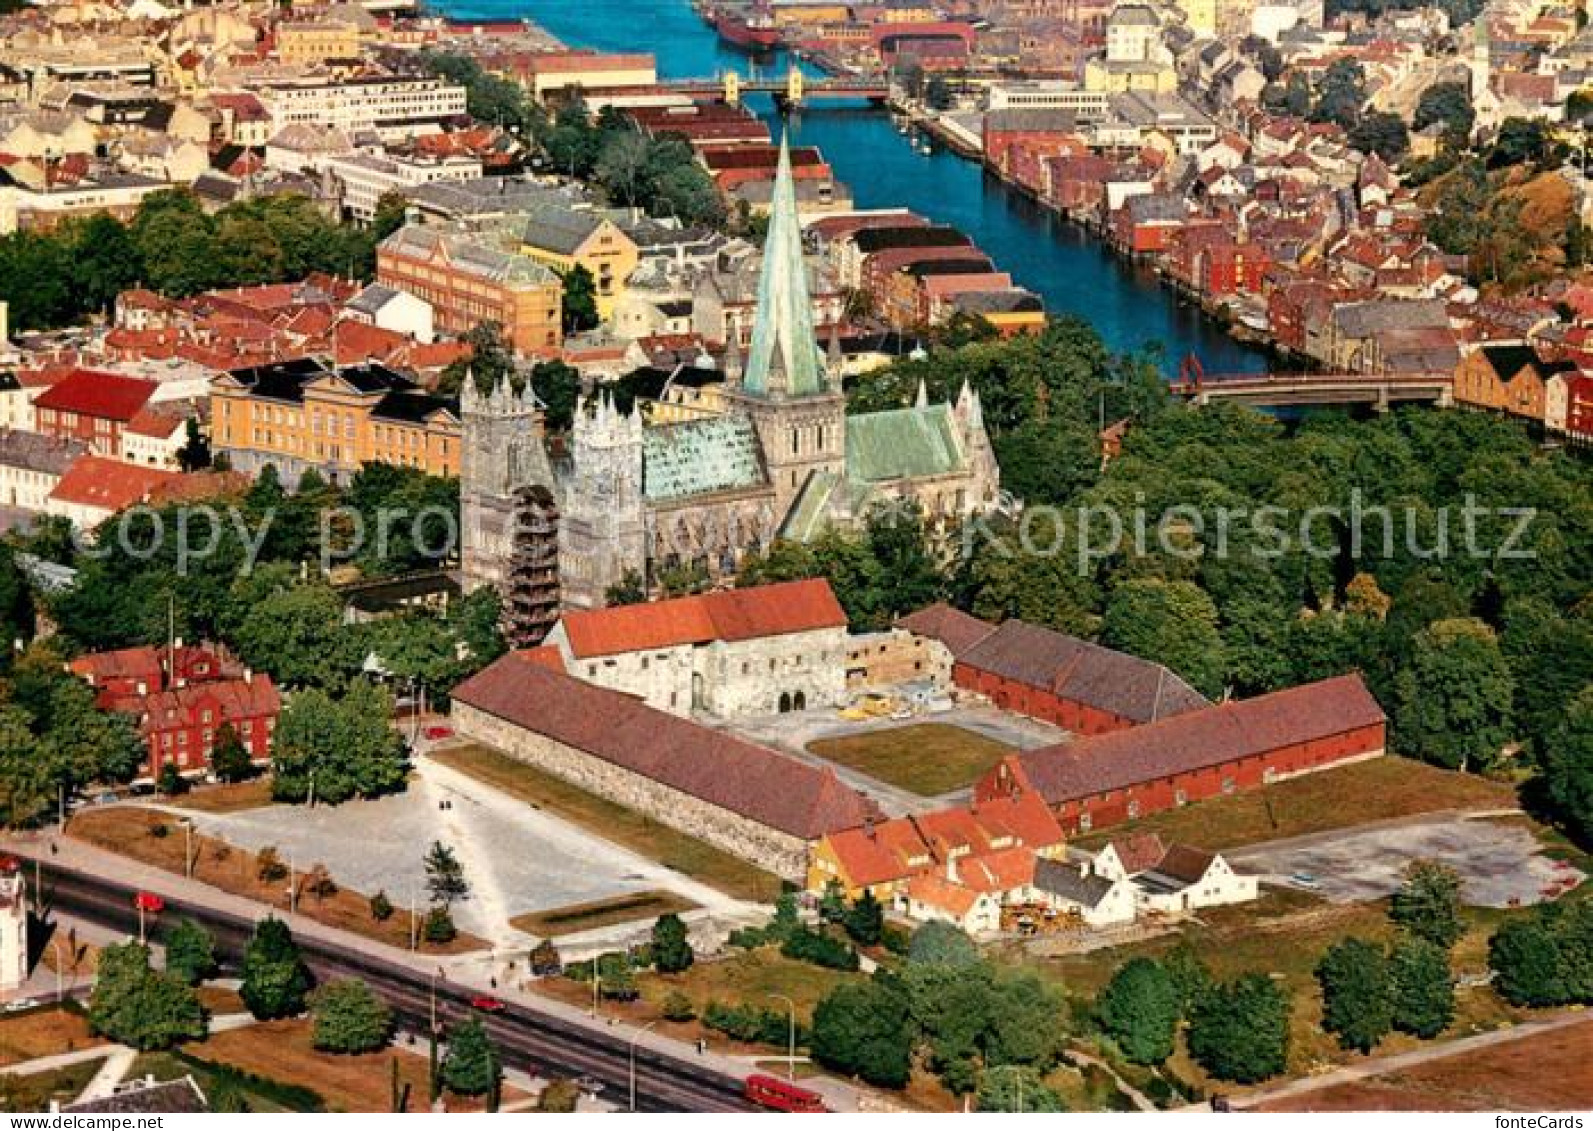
744;1074;828;1113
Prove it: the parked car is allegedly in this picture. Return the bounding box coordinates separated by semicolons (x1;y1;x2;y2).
423;725;453;741
470;995;506;1013
1290;872;1321;890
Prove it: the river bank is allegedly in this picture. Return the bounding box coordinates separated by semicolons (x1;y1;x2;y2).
435;0;1269;372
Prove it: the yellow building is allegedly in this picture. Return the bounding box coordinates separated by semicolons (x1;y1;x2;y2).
1084;58;1178;93
517;208;639;321
1176;0;1216;35
276;21;362;66
210;360;460;487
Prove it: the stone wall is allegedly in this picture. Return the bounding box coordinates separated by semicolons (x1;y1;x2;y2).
453;701;811;879
845;630;951;688
699;627;848;717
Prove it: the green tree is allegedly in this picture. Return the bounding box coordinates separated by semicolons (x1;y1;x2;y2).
1097;957;1180;1065
651;913;695;974
1315;937;1392;1052
843;890;884;948
440;1016;501;1096
1389;861;1466;950
1312;58;1367;128
239;917;313;1020
235;582;353;690
162;918;216;986
977;1065;1065;1112
423;905;457;944
1487;902;1593;1008
88;942;205;1051
907;920;979;966
437;321;517;400
1394;618;1515;771
310;979;393;1054
209;723;256;784
1187;974;1291;1084
424;841;469;907
810;976;913;1089
1545;687;1593;846
1413;81;1475;143
271;681;409;805
1388;937;1455;1038
559;264;599;334
1101;579;1226;699
1349;111;1409;161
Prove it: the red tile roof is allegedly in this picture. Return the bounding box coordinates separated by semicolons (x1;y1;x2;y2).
110;673;280;736
452;650;874;840
556;579;847;659
1001;673;1386;805
33;369;157;423
957;619;1211;724
48;455;179;514
899;603;996;659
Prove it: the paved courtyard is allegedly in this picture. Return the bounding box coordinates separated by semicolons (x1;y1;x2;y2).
178;755;748;945
1231;817;1584;908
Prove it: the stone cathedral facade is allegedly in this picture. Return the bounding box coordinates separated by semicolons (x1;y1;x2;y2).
462;137;1001;609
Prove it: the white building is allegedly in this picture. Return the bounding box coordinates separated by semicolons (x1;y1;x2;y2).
1090;834;1258;913
0;858;25;994
344;283;434;343
543;578;850;719
1032;858;1139;927
0;431;85;513
251;74;467;141
319;151;482;224
986;80;1113;122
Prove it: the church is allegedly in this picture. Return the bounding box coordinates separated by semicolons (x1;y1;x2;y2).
461;136;1001;610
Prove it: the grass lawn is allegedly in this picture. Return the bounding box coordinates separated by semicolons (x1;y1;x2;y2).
1256;1016;1593;1112
1025;887;1540;1103
166;779;275;814
67;807;485;956
1074;756;1520;853
509;891;697;938
806;723;1015;796
0;1008;103;1066
431;744;783;903
0;1058;103;1112
186;1019;525;1113
534;946;863;1055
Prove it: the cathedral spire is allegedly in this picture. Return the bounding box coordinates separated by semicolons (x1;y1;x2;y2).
741;132;827;399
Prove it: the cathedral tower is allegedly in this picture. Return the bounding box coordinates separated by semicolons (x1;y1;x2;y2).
722;134;847;524
560;393;647;608
460;370;553;596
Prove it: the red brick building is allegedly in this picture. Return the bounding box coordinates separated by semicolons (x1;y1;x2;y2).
70;643;280;781
982;109;1078;172
32;369;158;455
914;614;1212;735
974;674;1387;834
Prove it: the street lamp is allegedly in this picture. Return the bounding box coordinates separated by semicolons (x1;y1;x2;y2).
987;1064;1024;1114
179;819;195;879
767;993;797;1080
627;1020;658;1113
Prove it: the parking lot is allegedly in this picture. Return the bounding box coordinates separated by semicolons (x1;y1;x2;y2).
179;754;746;944
1231;817;1584;908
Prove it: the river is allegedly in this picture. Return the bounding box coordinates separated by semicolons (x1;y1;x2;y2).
437;0;1269;372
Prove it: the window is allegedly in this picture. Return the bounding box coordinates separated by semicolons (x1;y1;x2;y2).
1221;776;1235;795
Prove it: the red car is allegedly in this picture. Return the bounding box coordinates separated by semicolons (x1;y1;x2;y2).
423;725;454;741
470;995;506;1013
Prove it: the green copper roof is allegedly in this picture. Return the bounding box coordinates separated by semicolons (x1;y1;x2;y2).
780;470;842;542
643;415;767;501
846;404;965;484
742;134;828;398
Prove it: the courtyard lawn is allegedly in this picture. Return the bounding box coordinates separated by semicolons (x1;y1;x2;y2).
1072;756;1519;853
510;891;697;938
431;744;782;903
67;807;485;955
806;722;1016;796
0;1008;103;1066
